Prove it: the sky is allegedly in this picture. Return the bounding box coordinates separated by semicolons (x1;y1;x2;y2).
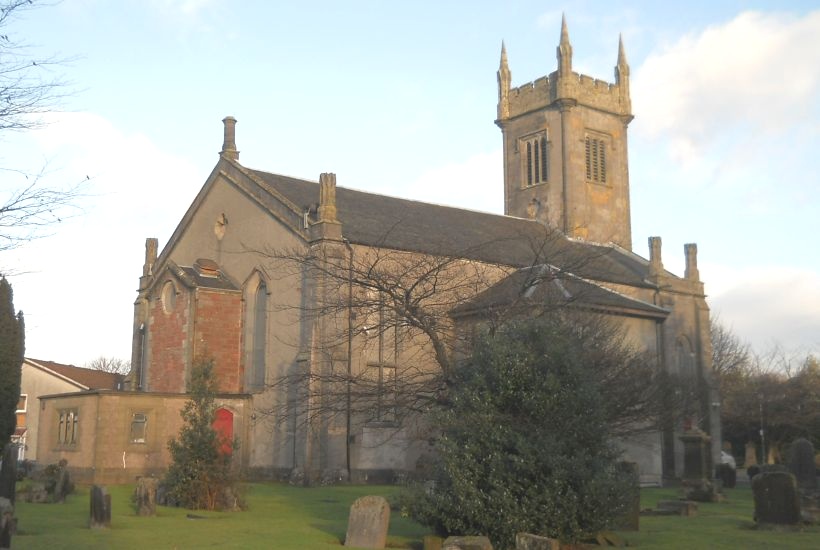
1;0;818;367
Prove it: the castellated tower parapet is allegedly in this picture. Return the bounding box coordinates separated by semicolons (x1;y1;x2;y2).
496;16;634;250
504;72;631;120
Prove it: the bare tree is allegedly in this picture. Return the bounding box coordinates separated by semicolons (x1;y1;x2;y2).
0;0;82;256
85;355;130;375
710;317;752;383
256;231;675;443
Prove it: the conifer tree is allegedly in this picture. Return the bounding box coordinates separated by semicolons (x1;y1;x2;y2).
0;276;24;449
164;356;237;510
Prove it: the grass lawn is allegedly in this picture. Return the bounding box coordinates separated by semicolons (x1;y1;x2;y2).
11;483;820;549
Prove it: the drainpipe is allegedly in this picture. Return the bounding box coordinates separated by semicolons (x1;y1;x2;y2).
342;238;354;478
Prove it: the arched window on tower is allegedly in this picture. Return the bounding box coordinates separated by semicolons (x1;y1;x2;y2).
521;133;549;187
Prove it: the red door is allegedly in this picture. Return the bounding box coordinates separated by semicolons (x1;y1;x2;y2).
213;408;234;456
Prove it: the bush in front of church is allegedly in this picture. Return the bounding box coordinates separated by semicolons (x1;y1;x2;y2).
403;315;633;548
163;357;241;511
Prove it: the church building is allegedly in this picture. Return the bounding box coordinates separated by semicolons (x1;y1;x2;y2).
38;19;718;486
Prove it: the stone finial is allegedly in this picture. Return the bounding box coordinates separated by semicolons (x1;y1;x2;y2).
144;238;158;277
557;13;573;76
318;172;338;222
684;243;700;281
220;116;239;161
616;34;630;82
648;236;663;277
497;41;511;120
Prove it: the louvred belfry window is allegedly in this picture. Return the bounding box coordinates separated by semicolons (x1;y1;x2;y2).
585;135;607;184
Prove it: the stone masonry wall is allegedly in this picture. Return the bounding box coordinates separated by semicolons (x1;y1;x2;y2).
192;288;243;393
148;284;189;393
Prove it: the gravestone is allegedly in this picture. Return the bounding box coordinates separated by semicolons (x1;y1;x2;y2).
344;495;390;548
90;485;111;528
134;477;158;516
752;471;801;525
788;438;817;492
680;430;718;502
0;497;13;550
26;483;49;504
716;463;736;489
744;441;758;467
515;533;560;549
442;536;493;550
53;462;72;503
423;535;444;550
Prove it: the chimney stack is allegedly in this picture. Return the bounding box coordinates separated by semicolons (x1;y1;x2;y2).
220;116;239;161
648;236;663;277
684;243;700;281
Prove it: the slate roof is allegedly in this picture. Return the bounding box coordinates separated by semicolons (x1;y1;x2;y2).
25;358;124;390
176;265;239;291
453;265;669;319
245;168;658;288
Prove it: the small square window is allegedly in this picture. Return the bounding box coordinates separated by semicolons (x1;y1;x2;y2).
130;413;148;444
16;395;27;413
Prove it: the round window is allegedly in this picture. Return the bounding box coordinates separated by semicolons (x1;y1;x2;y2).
161;281;176;314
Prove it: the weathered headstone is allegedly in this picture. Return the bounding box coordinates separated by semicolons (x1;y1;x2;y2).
89;485;111;529
344;495;390;549
744;441;758;468
53;463;72;503
680;430;719;502
788;438;818;492
134;477;158;516
26;483;49;504
515;533;560;550
716;463;737;489
0;497;13;550
442;536;493;550
423;535;444;550
681;430;711;480
752;471;801;525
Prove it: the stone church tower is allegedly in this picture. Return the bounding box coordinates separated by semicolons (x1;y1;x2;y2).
496;16;634;250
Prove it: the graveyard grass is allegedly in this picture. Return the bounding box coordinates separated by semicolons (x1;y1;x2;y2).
12;483;820;549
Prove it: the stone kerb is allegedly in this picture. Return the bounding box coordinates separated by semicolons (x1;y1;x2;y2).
442;535;494;550
515;533;560;549
344;495;390;549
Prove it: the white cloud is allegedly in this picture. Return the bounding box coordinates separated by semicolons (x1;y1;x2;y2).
2;112;202;366
632;10;820;161
704;262;820;354
398;149;503;214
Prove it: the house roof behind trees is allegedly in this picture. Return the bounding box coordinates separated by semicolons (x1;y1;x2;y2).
25;358;124;390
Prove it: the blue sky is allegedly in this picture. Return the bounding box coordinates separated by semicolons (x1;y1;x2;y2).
1;0;818;366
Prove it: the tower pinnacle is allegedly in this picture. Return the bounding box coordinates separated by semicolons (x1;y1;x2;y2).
557;13;573;76
497;41;511;119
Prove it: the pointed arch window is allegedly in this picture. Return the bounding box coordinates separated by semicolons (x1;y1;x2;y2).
251;280;267;389
521;133;549;187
